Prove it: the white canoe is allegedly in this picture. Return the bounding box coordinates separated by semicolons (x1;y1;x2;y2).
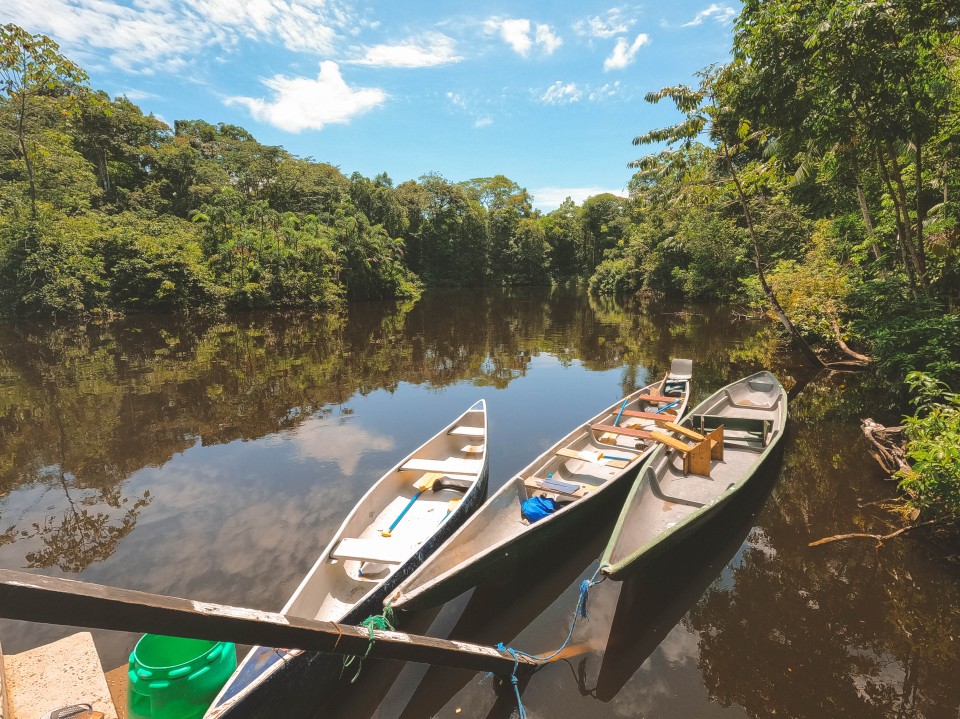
205;400;489;718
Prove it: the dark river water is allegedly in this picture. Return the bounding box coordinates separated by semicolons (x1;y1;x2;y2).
1;287;959;718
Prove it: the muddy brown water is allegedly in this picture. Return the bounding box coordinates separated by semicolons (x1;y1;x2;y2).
1;287;958;718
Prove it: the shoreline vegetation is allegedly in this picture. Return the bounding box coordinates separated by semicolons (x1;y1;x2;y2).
1;2;959;521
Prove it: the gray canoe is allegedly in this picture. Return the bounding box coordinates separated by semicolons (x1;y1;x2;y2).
600;371;787;580
387;359;693;613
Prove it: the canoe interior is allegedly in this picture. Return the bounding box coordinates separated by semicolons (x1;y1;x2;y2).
390;372;690;610
604;372;786;573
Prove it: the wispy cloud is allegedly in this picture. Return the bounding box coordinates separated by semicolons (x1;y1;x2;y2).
447;91;493;128
351;32;462;68
3;0;350;73
588;81;623;101
573;9;634;39
541;81;582;105
226;61;386;132
683;3;737;27
485;17;563;57
604;33;650;71
532;186;628;211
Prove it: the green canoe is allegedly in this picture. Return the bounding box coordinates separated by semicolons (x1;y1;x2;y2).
600;371;787;580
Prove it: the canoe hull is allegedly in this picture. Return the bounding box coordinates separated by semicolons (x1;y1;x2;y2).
601;371;787;580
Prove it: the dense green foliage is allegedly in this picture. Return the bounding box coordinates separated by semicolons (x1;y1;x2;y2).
0;24;618;318
897;372;960;519
595;1;959;385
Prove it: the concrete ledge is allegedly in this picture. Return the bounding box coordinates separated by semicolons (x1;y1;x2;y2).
4;632;118;719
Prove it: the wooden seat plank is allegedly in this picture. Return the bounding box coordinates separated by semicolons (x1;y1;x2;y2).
657;421;705;441
591;423;652;440
555;447;632;469
621;409;677;421
638;393;683;404
401;457;484;474
524;477;591;499
649;430;690;453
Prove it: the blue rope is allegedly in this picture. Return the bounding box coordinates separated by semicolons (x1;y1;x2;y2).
495;564;606;718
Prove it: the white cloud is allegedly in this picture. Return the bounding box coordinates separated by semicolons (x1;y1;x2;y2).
683;3;737;27
532;186;628;211
541;81;582;105
573;9;634;39
284;416;396;476
534;24;563;54
604;33;650;71
446;91;468;109
485;17;562;57
352;32;462;68
474;116;493;128
226;61;386;132
588;81;623;101
3;0;350;73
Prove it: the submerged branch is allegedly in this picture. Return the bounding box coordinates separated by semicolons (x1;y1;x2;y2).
809;520;937;548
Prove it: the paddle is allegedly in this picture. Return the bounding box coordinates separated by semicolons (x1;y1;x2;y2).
612;398;629;426
382;472;444;537
0;569;537;676
655;398;681;414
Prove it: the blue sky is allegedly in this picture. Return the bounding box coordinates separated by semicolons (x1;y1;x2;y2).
3;1;737;210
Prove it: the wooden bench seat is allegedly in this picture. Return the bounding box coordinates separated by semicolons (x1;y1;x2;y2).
637;393;683;404
621;409;678;421
649;425;724;477
331;538;409;565
555;447;634;469
591;423;653;440
656;421;705;441
524;477;592;499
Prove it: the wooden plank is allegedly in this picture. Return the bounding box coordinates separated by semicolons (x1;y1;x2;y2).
648;430;690;453
555;447;630;469
0;570;537;677
620;410;677;421
637;393;681;404
656;421;704;441
524;477;591;499
591;423;652;440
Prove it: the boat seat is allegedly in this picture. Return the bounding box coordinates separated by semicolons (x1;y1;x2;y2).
555;447;635;469
692;414;771;447
400;457;483;475
331;538;408;565
591;423;652;440
620;409;677;421
449;426;484;437
460;443;484;454
524;476;592;499
649;426;723;477
638;393;682;404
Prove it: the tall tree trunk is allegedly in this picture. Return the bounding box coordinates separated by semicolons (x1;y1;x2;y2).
875;146;920;294
721;143;825;368
16;89;37;218
851;155;880;260
886;142;930;295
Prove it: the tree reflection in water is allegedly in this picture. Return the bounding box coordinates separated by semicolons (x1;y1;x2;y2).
0;288;956;719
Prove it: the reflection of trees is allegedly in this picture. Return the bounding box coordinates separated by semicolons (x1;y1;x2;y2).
686;372;960;718
0;288;789;570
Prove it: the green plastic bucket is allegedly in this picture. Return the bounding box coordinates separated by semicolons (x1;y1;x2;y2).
127;635;236;719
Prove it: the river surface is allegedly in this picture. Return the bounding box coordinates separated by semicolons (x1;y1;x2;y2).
1;287;958;718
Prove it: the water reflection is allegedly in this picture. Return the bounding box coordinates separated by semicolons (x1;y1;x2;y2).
1;288;958;719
